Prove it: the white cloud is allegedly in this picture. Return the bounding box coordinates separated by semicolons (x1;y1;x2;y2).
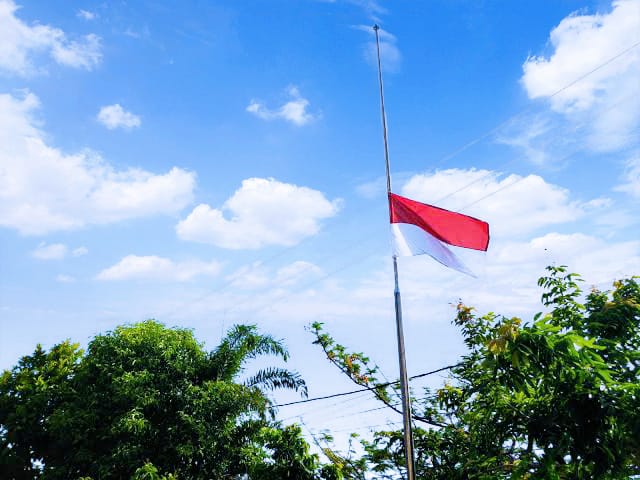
77;9;97;21
175;231;639;330
122;27;150;40
495;115;558;166
615;154;640;198
593;208;638;230
97;255;221;282
522;0;640;111
304;233;636;322
355;176;387;199
401;169;587;238
247;86;318;126
355;24;401;73
226;260;323;290
32;242;67;260
226;261;270;289
177;177;340;249
97;104;141;130
318;0;386;21
55;274;75;283
31;243;88;260
0;0;102;75
391;170;638;315
486;233;640;294
275;260;322;286
520;0;640;152
51;33;100;70
351;0;386;19
0;91;195;235
400;232;639;319
183;168;608;320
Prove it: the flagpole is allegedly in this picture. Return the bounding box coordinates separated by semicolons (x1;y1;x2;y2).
373;24;416;480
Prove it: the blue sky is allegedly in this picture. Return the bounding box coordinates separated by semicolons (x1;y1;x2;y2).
1;0;639;449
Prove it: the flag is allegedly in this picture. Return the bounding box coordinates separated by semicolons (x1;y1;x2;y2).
389;192;490;276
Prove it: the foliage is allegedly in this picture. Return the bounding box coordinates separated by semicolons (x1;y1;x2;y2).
0;320;331;479
0;341;83;478
248;424;343;480
311;324;447;428
314;267;640;479
131;463;177;480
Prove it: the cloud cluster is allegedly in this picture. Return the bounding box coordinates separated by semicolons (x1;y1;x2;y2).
31;242;67;260
357;25;401;73
31;242;87;260
97;104;141;130
401;169;589;238
176;229;639;333
247;86;318;126
226;260;322;290
0;92;195;235
382;169;635;315
395;232;640;320
55;274;76;283
615;155;640;198
214;168;638;326
97;255;221;282
77;10;97;21
177;177;340;249
0;0;101;76
522;0;639;111
519;0;640;154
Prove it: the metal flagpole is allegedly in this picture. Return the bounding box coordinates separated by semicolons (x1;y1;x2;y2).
372;24;416;480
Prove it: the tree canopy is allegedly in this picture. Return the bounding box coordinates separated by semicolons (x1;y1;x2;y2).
0;320;337;479
3;267;638;479
313;267;640;479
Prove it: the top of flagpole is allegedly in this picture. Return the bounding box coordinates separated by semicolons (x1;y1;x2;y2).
373;25;392;194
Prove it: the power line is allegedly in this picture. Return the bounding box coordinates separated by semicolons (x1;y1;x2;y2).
276;271;636;412
454;138;610;212
415;40;640;171
271;363;460;408
278;391;373;423
279;367;447;424
330;403;394;419
249;122;629;316
166;130;626;333
162;224;382;322
434;91;638;210
161;208;370;321
329;420;403;434
157;41;640;323
280;388;444;425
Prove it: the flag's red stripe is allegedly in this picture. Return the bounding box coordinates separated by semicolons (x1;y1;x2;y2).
389;193;489;251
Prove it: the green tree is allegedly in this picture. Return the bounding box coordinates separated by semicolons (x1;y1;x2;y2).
1;320;337;479
249;424;343;480
313;267;640;479
0;341;83;478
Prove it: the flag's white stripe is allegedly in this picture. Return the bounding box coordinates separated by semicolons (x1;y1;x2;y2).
391;223;475;277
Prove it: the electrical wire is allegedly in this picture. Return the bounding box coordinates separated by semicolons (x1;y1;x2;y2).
156;41;640;323
411;39;640;171
271;363;460;408
277;390;373;423
329;420;403;434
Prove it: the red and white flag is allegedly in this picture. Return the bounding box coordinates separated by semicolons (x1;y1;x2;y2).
389;193;490;276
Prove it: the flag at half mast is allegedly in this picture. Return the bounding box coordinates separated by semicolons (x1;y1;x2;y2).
389;192;490;276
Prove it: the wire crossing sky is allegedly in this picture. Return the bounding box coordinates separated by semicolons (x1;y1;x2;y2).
1;0;639;449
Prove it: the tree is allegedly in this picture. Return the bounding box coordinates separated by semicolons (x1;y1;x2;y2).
1;320;337;479
0;342;83;478
313;267;640;479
